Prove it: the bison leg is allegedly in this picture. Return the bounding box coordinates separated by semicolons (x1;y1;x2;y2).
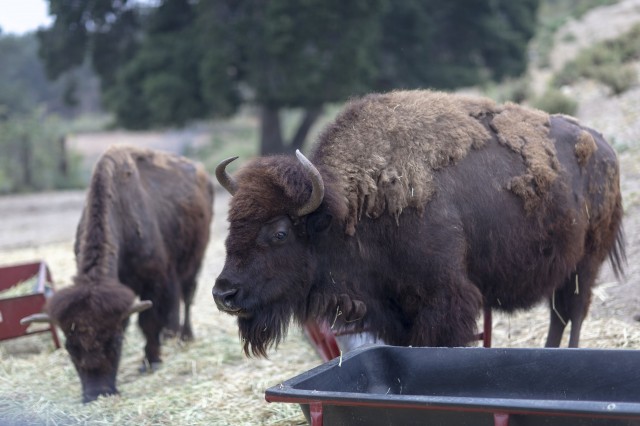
180;278;197;341
545;289;569;347
165;278;182;338
138;308;163;369
409;274;483;347
545;264;596;348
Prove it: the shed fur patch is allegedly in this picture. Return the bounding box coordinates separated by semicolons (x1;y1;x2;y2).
312;90;561;234
313;90;500;234
575;130;598;167
489;103;558;213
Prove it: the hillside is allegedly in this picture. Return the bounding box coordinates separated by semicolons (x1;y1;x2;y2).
532;0;640;146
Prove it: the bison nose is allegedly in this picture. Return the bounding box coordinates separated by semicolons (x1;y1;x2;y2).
212;286;240;313
82;386;118;403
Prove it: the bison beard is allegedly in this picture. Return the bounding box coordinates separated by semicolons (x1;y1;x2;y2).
237;287;367;356
213;89;625;356
238;304;294;358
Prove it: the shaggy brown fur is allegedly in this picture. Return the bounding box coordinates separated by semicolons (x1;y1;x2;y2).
313;91;493;235
313;91;568;233
213;89;625;358
490;103;561;213
47;145;214;402
575;130;598;167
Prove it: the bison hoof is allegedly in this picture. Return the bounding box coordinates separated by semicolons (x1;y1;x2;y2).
139;360;162;374
161;329;179;341
180;329;195;342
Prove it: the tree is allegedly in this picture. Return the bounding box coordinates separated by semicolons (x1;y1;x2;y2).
196;0;386;154
37;0;141;97
375;0;539;91
0;33;57;116
103;0;206;129
39;0;540;154
0;32;88;193
0;108;81;193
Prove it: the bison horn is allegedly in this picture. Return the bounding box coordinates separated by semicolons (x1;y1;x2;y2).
215;156;239;195
125;300;153;318
295;150;325;216
20;312;52;325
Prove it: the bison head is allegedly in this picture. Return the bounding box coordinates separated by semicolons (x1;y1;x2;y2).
21;277;151;403
213;151;365;357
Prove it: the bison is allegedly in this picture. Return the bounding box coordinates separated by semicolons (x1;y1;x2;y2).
21;145;214;402
212;90;625;358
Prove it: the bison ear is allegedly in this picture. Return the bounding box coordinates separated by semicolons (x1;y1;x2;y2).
307;211;332;235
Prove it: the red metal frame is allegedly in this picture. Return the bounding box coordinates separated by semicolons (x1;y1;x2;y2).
0;261;60;348
265;395;638;426
266;394;640;426
303;304;494;361
303;321;341;362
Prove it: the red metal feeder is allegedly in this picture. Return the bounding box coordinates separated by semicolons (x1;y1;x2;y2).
0;261;60;349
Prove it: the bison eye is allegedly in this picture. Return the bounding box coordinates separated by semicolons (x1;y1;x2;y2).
273;231;288;242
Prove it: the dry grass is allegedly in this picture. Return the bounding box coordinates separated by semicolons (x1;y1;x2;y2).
0;278;37;298
0;203;320;426
2;238;639;426
0;320;317;426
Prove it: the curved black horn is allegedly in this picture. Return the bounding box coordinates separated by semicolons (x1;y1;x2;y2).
295;150;325;216
215;157;239;195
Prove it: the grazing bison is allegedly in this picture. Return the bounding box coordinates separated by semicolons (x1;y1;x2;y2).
21;146;214;402
212;90;625;357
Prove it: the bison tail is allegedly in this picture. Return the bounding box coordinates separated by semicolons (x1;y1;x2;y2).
608;223;626;280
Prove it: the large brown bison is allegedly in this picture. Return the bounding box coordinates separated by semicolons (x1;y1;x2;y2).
21;146;214;402
212;90;625;358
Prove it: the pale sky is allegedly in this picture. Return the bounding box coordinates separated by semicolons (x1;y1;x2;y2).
0;0;51;35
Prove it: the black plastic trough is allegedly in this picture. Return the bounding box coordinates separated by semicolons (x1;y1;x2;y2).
266;345;640;426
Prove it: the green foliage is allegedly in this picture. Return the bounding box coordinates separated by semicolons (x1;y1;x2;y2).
105;34;206;128
587;65;637;94
37;0;140;90
39;0;541;153
375;0;539;90
40;0;541;125
483;77;532;104
553;23;640;93
0;31;103;194
186;104;342;174
530;88;578;115
530;0;619;68
0;109;83;193
0;32;102;119
183;112;259;175
195;0;387;110
0;33;59;116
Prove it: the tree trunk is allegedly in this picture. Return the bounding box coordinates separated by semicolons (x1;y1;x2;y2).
259;105;324;155
20;136;32;189
58;135;68;178
290;106;323;152
260;105;284;155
